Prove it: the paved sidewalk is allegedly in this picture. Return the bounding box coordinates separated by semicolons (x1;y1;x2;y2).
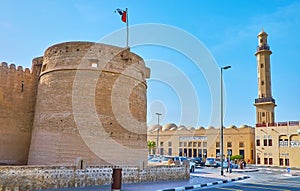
38;170;250;191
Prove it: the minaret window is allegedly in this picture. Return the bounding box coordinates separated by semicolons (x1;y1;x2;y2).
260;39;263;43
261;81;264;85
261;63;264;68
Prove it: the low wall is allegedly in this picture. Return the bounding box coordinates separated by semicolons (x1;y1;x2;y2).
0;165;189;191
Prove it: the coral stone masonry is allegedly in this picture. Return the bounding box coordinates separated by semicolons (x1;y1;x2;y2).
0;42;150;167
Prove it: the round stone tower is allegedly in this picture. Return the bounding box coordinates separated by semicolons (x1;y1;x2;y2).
28;42;150;167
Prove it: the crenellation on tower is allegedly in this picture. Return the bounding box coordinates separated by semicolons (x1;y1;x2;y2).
9;64;16;70
17;66;23;72
0;62;8;68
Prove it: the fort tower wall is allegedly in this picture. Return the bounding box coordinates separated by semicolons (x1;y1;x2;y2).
0;58;42;165
28;42;150;167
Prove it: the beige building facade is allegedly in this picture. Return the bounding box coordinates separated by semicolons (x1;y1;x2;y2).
148;124;255;163
255;121;300;168
254;30;300;168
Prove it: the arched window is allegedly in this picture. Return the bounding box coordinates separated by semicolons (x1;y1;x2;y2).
279;135;288;147
290;134;300;148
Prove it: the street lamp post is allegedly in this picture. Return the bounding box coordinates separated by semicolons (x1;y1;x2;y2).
220;65;231;176
156;113;162;155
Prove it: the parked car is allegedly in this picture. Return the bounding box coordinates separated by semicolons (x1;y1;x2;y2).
148;158;162;166
148;155;154;160
173;156;196;172
205;157;217;167
190;157;205;167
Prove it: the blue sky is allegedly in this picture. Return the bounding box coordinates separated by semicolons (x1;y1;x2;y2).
1;0;300;128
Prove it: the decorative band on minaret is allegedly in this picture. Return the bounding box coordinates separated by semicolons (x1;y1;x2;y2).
254;30;276;126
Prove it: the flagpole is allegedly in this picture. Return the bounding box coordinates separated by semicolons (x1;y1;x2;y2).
126;8;129;47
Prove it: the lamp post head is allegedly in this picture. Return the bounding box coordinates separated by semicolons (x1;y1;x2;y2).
155;113;162;116
222;66;231;70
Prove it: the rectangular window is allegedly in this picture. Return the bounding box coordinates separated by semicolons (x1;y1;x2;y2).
160;142;164;147
168;148;172;156
203;149;207;158
285;159;290;166
160;148;164;155
216;142;220;148
227;142;232;147
264;139;268;146
184;142;187;147
269;158;273;165
239;142;244;147
179;142;183;147
179;148;183;156
268;139;272;146
188;142;192;147
188;148;192;157
264;158;268;165
256;139;260;146
198;142;201;147
279;158;284;166
193;149;197;157
257;157;261;164
193;142;197;147
239;150;245;158
168;142;172;147
216;149;220;157
203;142;207;147
91;63;98;68
198;149;202;158
184;148;187;157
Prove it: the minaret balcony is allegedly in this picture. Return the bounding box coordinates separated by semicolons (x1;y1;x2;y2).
257;44;270;51
255;97;275;104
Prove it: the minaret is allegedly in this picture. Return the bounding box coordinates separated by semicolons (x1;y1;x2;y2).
254;30;276;125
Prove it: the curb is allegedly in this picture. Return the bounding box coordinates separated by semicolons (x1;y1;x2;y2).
157;176;250;191
284;173;300;177
232;168;259;173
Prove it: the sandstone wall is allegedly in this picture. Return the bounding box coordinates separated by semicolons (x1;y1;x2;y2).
0;59;42;165
0;165;188;191
28;42;150;167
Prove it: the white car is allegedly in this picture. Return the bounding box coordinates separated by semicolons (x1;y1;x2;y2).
173;156;196;172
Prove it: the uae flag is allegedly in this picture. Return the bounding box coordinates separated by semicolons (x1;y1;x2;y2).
116;8;127;23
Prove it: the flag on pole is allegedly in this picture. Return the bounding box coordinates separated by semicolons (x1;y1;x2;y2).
116;8;127;23
115;8;129;47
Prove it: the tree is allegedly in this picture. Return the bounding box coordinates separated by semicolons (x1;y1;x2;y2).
147;141;156;155
230;155;244;161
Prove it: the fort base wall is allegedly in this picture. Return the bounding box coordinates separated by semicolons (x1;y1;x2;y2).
0;165;189;191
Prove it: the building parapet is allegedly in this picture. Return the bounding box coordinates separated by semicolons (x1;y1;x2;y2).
256;44;270;51
256;121;300;127
255;97;276;104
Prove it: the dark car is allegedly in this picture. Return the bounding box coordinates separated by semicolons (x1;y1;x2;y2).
190;157;205;167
